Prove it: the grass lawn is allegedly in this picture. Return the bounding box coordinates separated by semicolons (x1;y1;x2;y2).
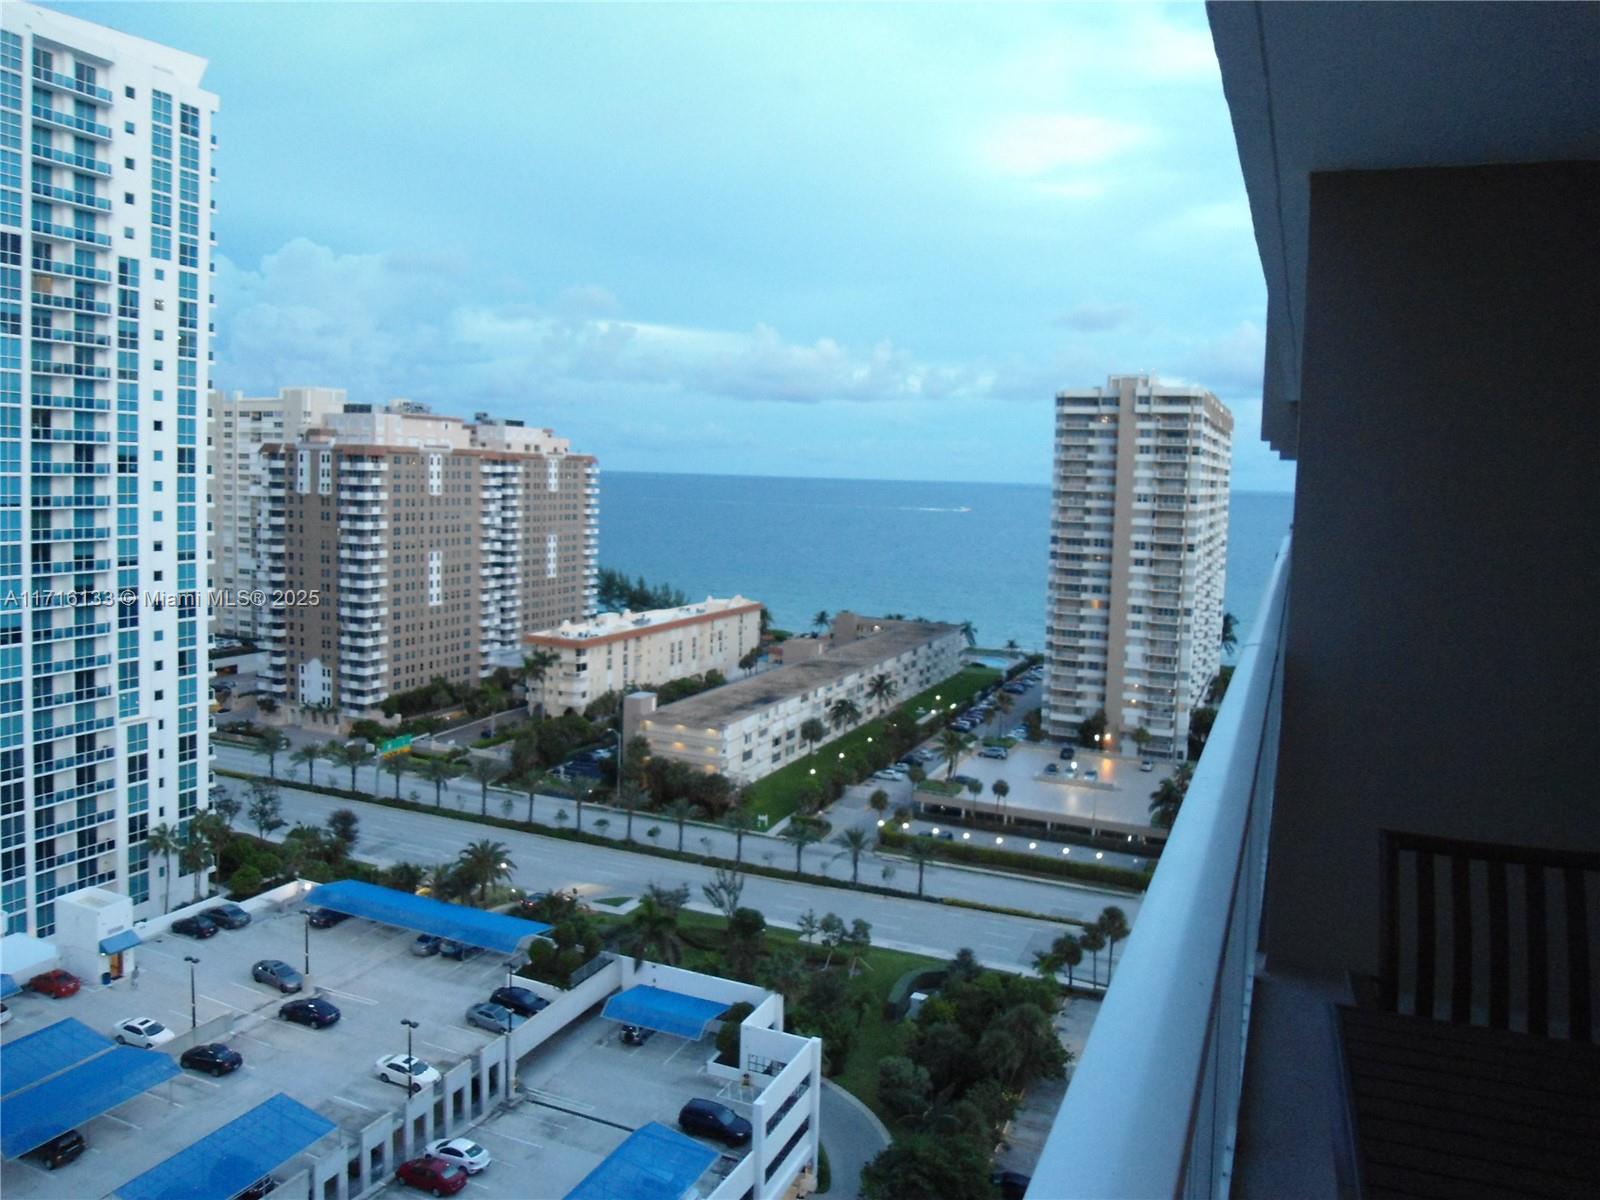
591;907;944;1127
743;666;1000;826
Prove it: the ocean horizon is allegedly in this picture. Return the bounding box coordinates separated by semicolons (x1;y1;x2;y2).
599;470;1293;651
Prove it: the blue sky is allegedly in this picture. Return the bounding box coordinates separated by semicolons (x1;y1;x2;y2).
56;1;1294;491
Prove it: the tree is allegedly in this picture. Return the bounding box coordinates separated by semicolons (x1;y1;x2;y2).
1004;639;1019;651
723;804;755;866
666;798;695;853
522;648;559;709
1098;905;1131;979
466;758;504;817
384;862;427;894
330;742;374;793
291;744;322;787
865;672;898;713
994;1002;1067;1090
618;783;647;842
939;728;968;781
988;688;1014;739
178;826;211;901
738;647;761;672
1205;664;1235;706
327;809;359;852
811;610;830;632
382;752;408;800
701;867;744;920
781;821;822;876
827;697;862;733
1132;724;1153;754
964;777;982;807
726;907;767;980
417;756;459;808
904;838;939;897
878;1056;933;1123
209;785;240;829
569;774;596;834
796;908;821;945
1221;610;1239;655
1079;924;1107;987
1077;707;1108;749
259;729;290;779
990;778;1010;823
1149;761;1195;829
1051;933;1083;989
246;782;284;839
617;888;684;966
867;788;890;821
817;913;847;967
842;918;873;977
832;827;871;884
1188;706;1219;761
861;1134;992;1200
798;717;826;755
958;620;977;647
457;839;514;904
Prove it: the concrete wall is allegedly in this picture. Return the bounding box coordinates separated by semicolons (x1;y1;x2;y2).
1266;162;1600;979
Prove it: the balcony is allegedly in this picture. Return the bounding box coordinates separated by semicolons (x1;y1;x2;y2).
29;256;110;284
30;66;113;104
30;360;111;380
30;181;112;212
32;326;111;348
30;292;111;317
30;142;111;177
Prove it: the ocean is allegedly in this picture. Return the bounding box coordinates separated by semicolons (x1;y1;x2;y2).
599;472;1294;651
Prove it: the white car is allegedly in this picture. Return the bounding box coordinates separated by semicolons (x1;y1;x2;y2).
375;1054;441;1093
115;1017;176;1048
424;1137;491;1174
871;768;906;782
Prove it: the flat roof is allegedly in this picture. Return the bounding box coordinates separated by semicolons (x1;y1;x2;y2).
600;986;730;1041
303;880;551;953
646;618;958;728
528;597;760;648
564;1122;718;1200
114;1094;335;1200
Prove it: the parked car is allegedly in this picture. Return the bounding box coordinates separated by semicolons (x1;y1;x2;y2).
114;1016;176;1048
171;914;219;939
205;903;252;930
619;1023;655;1046
979;746;1008;760
375;1054;441;1093
490;986;548;1017
181;1042;243;1076
465;1002;524;1034
28;969;80;998
1083;770;1098;781
411;934;443;957
678;1098;752;1147
28;1129;86;1170
439;939;482;962
395;1155;468;1196
1059;746;1078;761
1140;760;1155;772
1002;682;1028;694
1008;726;1028;740
1044;763;1060;775
951;774;982;790
279;997;340;1028
306;907;350;928
230;1177;277;1200
252;959;303;993
423;1138;492;1175
871;768;905;782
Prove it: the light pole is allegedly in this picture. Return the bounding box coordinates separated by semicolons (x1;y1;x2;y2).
303;913;311;978
183;956;199;1030
400;1017;418;1066
503;959;517;990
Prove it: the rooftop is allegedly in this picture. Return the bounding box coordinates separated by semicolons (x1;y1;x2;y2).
529;597;761;646
644;617;959;728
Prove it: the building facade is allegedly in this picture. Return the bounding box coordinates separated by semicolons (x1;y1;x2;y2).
1044;374;1232;758
525;595;761;716
0;3;215;933
207;386;345;640
629;614;965;783
257;407;598;716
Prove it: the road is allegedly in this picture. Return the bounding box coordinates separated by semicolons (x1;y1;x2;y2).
213;746;1140;975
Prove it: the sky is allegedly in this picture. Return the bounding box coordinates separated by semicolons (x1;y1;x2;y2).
53;1;1295;491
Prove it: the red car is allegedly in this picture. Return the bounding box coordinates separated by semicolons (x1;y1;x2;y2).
29;969;81;998
395;1156;467;1196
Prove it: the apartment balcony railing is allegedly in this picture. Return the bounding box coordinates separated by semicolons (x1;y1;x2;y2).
1030;535;1290;1200
31;218;112;248
30;360;111;379
30;142;112;176
31;66;113;104
30;181;112;212
30;292;111;317
32;326;111;347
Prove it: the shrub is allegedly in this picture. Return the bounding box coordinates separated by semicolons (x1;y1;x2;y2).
228;865;263;897
715;1001;755;1067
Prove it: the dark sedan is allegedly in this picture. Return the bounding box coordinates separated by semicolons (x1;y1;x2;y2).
180;1042;244;1076
205;903;252;930
306;907;349;928
171;914;219;939
279;997;340;1028
489;986;548;1017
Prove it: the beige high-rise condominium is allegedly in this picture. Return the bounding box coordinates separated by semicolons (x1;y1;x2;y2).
1044;374;1232;758
257;405;598;716
208;386;348;639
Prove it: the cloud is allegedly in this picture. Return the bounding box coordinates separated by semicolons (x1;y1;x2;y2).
1055;302;1138;333
1174;320;1266;400
981;114;1152;177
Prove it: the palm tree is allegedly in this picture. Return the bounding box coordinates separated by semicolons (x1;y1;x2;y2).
330;742;373;793
618;783;647;841
1221;611;1239;655
617;891;684;966
666;798;695;853
989;688;1014;738
781;821;822;876
457;839;514;904
798;717;826;755
291;744;322;787
417;756;459;808
146;822;182;913
832;827;871;884
1079;925;1107;988
259;729;290;779
570;774;595;833
179;829;211;902
939;728;968;781
523;648;559;713
1051;933;1084;989
865;672;898;713
811;610;830;632
1148;762;1195;830
959;620;977;647
724;805;755;865
867;788;890;821
1004;639;1019;652
826;697;862;734
524;774;541;825
991;778;1010;823
465;758;504;817
904;838;939;896
382;752;408;800
1098;906;1131;978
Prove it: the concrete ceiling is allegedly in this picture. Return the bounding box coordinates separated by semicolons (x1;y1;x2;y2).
1207;1;1600;459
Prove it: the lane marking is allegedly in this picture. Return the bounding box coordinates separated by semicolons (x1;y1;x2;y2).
477;1129;543;1150
318;987;378;1006
330;1095;379;1112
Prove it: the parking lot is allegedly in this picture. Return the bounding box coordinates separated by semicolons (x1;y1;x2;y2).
1;902;514;1200
368;1011;749;1199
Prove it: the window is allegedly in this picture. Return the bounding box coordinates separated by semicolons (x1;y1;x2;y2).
124;157;134;169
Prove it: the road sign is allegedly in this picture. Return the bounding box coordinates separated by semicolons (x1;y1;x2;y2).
379;735;413;755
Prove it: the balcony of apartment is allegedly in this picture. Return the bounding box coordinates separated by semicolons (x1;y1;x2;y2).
30;180;112;213
30;290;111;317
30;217;112;249
29;357;111;380
30;66;114;104
30;424;111;444
29;141;112;177
31;324;111;348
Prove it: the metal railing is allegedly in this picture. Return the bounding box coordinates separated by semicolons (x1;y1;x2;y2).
1029;535;1290;1200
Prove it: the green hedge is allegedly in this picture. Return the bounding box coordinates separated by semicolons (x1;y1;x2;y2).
878;828;1150;892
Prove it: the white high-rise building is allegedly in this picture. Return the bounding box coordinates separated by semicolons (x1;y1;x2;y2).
207;386;346;640
1044;374;1232;759
0;3;216;935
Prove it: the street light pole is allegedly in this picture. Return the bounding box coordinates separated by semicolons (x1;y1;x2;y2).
183;956;199;1030
303;913;311;979
401;1018;418;1066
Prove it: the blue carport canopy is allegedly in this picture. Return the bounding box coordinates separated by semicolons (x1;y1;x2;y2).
601;985;731;1041
1;1018;114;1098
0;973;17;998
115;1093;335;1200
2;1046;178;1158
100;929;142;954
304;880;550;953
564;1121;718;1200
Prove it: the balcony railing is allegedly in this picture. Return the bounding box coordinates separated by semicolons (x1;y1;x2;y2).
1029;534;1290;1200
